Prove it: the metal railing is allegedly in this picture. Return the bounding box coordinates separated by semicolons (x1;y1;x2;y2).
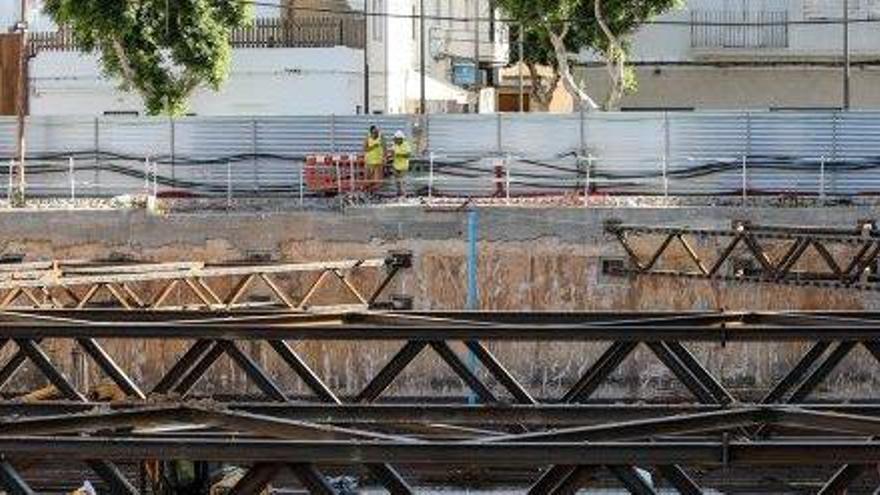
29;16;366;53
3;111;880;203
690;10;789;49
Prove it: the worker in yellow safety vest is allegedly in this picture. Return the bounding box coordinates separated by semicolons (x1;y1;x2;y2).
391;130;412;197
364;125;385;190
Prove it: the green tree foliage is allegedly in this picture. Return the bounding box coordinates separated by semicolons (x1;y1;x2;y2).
44;0;252;115
501;0;681;110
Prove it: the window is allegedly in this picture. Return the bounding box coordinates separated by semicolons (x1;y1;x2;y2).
412;5;417;40
447;0;453;27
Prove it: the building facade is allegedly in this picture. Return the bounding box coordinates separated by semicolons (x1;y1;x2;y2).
356;0;508;113
0;0;509;116
577;0;880;111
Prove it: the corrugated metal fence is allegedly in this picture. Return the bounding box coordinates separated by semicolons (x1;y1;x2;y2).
1;111;879;200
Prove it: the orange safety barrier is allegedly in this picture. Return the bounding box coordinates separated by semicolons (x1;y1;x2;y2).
304;154;371;194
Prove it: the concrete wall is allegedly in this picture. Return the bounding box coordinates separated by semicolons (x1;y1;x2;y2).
2;206;879;401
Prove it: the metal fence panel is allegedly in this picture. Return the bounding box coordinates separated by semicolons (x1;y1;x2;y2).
1;111;880;200
173;117;256;195
587;113;665;195
23;116;95;197
500;113;582;196
667;112;747;195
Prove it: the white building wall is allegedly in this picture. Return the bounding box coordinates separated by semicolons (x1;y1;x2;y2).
31;47;364;116
12;0;508;116
1;0;283;31
370;0;507;113
616;0;880;62
574;0;880;110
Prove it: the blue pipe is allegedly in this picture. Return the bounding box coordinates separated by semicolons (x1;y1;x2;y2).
466;209;479;404
467;209;479;310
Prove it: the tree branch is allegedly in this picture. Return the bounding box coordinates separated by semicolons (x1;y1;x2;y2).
111;37;138;90
545;22;599;111
595;0;627;109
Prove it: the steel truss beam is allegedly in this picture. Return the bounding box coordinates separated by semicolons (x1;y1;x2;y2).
11;402;880;425
0;251;412;310
7;437;880;465
5;310;880;492
606;219;880;291
6;402;880;492
3;314;880;406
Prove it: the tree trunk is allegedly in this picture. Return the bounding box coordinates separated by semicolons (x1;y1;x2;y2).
595;0;626;110
546;27;599;111
111;38;138;90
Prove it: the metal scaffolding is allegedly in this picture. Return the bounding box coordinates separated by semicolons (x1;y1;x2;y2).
3;310;880;492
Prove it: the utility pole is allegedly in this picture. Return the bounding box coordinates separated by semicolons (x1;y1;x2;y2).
518;23;524;112
419;0;426;114
843;0;851;110
474;0;480;88
363;0;370;114
14;0;28;205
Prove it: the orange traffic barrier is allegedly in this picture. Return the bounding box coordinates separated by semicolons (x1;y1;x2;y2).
304;154;371;194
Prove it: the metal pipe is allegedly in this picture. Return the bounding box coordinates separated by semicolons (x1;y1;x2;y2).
466;208;480;404
474;0;481;98
844;0;851;110
428;151;435;200
467;209;479;311
518;23;524;112
363;0;370;114
419;0;426;114
226;161;232;210
13;0;28;206
69;156;74;202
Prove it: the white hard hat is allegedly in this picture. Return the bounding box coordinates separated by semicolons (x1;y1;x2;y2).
394;130;406;139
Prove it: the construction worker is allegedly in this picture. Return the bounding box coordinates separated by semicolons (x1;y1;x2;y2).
391;130;412;197
364;124;385;190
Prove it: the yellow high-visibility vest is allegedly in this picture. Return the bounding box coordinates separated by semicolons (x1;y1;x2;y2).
392;140;412;172
365;134;384;166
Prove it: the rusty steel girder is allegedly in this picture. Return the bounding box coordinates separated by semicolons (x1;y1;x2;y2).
1;311;880;493
606;219;880;290
0;250;413;311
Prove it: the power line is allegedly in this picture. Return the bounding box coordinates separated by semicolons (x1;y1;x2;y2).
242;0;880;27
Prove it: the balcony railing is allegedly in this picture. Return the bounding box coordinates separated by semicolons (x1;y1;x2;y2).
30;16;365;53
690;10;788;49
